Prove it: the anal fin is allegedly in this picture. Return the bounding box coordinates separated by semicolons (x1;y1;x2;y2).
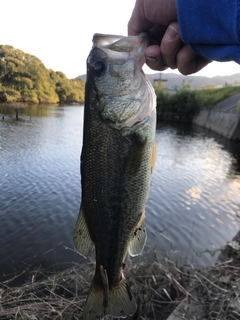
74;205;94;258
128;211;147;257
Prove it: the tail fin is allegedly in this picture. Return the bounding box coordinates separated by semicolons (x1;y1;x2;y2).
83;276;136;320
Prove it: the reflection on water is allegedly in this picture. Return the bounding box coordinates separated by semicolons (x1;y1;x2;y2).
0;105;239;278
147;123;240;266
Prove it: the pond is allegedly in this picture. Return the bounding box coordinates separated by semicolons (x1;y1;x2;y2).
0;105;239;279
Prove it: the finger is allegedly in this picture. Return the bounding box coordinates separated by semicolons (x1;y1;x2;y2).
160;22;183;69
128;0;177;36
147;24;168;45
128;0;153;35
145;45;168;71
177;45;211;75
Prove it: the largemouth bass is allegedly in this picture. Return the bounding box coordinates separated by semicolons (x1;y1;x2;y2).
74;33;156;320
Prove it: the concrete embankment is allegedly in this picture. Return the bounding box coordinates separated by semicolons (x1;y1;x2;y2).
193;109;240;140
193;93;240;140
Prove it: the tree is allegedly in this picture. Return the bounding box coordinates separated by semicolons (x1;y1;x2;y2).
0;45;85;104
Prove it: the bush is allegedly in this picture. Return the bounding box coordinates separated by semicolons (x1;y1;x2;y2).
156;83;240;118
156;82;207;117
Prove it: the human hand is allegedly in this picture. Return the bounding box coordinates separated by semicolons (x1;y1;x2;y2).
128;0;211;75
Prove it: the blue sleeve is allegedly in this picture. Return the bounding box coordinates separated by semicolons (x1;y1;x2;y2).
176;0;240;63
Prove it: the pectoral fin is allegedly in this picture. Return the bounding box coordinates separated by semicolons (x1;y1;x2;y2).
74;206;94;258
128;211;147;257
125;133;147;175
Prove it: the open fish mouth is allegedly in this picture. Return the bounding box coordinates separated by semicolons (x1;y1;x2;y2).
86;33;155;129
90;33;149;76
92;33;149;58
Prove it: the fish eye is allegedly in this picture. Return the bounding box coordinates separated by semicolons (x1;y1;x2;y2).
93;60;105;76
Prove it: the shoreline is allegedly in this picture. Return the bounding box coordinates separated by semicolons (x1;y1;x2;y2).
193;109;240;140
166;230;240;320
1;231;239;320
157;108;240;141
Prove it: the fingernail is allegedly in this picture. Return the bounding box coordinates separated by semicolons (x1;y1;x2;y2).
146;56;157;61
147;55;157;60
166;25;179;41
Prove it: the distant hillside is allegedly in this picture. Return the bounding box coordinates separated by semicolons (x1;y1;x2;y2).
77;74;86;81
78;72;240;90
0;45;85;104
147;72;240;90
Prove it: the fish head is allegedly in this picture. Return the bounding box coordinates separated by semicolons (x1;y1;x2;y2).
86;33;156;129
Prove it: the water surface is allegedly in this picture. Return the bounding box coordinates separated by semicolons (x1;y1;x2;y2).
0;105;239;279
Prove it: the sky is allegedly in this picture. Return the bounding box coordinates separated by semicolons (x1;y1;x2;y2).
1;0;239;79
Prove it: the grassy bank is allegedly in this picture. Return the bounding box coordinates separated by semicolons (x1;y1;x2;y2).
156;84;240;118
200;85;240;106
0;256;186;320
1;241;239;320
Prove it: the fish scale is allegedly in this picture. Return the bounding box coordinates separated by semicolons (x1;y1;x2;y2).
74;32;156;320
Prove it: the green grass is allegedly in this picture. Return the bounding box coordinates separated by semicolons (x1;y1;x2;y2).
200;85;240;108
156;85;240;116
237;101;240;112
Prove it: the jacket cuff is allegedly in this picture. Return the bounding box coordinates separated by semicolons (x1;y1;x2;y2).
190;44;240;63
176;0;239;44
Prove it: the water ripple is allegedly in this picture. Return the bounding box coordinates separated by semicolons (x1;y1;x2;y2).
0;109;239;276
